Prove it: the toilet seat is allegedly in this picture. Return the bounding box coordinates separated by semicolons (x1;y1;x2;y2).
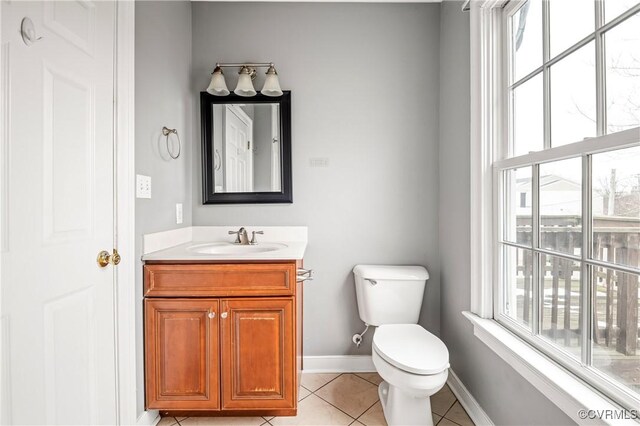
373;324;449;375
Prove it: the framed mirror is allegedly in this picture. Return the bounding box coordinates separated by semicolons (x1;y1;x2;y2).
200;91;292;204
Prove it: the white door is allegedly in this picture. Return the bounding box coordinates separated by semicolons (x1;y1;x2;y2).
270;104;281;191
223;105;253;192
1;2;118;424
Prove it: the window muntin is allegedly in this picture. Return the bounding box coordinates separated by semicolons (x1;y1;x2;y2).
498;0;640;410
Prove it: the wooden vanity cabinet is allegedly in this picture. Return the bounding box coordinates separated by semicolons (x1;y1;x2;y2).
221;298;295;410
144;261;301;416
145;299;220;410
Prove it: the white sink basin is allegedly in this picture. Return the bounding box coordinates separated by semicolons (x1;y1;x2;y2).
187;242;288;255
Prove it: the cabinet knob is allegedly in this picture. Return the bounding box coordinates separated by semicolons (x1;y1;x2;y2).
221;312;228;319
208;312;215;319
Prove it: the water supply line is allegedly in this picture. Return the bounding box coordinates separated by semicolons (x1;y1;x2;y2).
352;323;370;347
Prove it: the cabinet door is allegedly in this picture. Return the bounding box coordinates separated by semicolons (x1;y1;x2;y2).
220;298;295;410
145;299;220;410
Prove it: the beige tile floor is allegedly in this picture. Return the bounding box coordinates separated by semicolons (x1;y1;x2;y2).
158;373;475;426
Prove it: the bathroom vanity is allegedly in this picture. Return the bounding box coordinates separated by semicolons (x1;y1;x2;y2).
141;227;308;417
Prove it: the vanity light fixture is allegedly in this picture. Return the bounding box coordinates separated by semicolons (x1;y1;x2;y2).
205;62;283;97
206;66;230;96
234;66;257;97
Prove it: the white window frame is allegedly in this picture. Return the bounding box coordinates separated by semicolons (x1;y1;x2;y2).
467;0;640;423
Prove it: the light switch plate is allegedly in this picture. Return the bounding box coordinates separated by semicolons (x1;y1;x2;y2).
136;174;151;199
176;203;183;224
309;157;329;167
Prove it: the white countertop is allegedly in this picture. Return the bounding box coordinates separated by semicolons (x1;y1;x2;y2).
141;226;307;261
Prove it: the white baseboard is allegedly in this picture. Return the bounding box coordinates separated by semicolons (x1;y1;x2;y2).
447;369;493;426
136;409;159;426
303;355;375;373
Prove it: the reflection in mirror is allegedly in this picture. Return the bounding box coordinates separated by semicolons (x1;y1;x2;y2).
201;91;291;204
212;104;281;193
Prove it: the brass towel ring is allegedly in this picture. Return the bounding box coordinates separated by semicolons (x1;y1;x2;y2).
162;126;181;159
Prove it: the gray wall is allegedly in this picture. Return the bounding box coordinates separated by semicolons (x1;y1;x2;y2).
191;2;442;355
437;2;575;424
135;0;193;416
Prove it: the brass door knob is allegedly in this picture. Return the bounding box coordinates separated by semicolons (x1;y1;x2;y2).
97;249;121;268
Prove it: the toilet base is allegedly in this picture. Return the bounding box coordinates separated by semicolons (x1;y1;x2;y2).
378;381;434;426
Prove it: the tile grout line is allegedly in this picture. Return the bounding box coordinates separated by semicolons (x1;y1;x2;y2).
175;376;470;426
299;384;313;402
307;372;344;393
354;373;382;387
311;374;383;422
272;374;348;424
271;374;355;424
441;398;470;426
352;398;381;423
438;417;464;426
438;397;458;420
311;390;358;422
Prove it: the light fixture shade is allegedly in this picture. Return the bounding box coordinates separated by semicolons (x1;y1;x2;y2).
206;66;229;96
261;65;283;97
234;67;257;97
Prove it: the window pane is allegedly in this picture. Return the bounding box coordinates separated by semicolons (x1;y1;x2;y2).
503;245;534;329
549;0;595;58
512;74;544;156
604;0;640;24
503;167;533;245
592;146;640;269
605;12;640;134
540;253;582;358
550;42;597;147
592;266;639;397
540;158;583;256
511;0;543;82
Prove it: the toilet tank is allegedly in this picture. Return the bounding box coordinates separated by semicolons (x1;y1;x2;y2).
353;265;429;326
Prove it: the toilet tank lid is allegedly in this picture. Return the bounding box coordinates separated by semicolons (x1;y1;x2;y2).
353;265;429;280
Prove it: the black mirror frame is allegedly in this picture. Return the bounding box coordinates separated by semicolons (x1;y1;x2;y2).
200;91;292;204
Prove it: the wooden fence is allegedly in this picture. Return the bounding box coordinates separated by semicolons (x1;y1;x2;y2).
516;215;639;356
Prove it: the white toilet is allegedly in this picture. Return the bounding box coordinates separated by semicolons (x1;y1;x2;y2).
353;265;449;426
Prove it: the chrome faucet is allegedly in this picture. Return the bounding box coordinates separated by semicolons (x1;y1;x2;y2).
250;230;264;245
229;227;250;245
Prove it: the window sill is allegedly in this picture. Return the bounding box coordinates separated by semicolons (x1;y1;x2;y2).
462;312;638;426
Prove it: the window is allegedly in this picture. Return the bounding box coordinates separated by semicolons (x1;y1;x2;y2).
495;0;640;412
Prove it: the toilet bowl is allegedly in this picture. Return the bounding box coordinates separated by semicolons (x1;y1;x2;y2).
352;265;450;426
372;324;449;426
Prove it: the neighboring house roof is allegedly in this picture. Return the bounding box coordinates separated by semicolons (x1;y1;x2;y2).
516;174;581;191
